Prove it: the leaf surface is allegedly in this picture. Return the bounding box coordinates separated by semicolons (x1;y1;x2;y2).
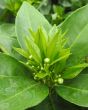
56;74;88;107
60;4;88;65
0;53;48;110
0;23;21;59
16;1;51;49
62;63;88;79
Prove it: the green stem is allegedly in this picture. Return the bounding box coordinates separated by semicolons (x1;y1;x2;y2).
49;89;56;110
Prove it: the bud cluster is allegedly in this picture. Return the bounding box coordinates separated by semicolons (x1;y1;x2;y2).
26;56;64;85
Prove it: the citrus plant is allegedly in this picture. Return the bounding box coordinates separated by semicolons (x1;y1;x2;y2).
0;1;88;110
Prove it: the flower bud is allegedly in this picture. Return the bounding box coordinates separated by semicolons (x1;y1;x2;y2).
58;78;64;84
44;58;50;63
29;55;32;59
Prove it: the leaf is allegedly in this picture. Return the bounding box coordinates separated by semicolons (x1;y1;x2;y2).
29;26;48;58
0;23;21;59
49;25;58;40
62;63;88;79
47;31;60;62
50;52;71;66
16;1;51;49
13;47;29;58
0;0;6;9
60;4;88;65
56;74;88;107
0;53;49;110
38;0;51;15
52;48;71;74
37;27;48;57
25;37;42;64
0;0;21;12
36;72;48;79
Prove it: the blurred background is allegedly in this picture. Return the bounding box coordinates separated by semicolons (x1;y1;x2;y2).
0;0;88;25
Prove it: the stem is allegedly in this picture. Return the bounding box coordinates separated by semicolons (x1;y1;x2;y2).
49;89;56;110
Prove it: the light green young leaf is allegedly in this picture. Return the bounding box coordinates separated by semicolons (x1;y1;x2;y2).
50;52;71;66
0;53;49;110
53;48;71;74
38;27;48;56
62;63;88;79
13;47;29;58
29;28;36;40
29;27;48;57
25;37;42;64
47;31;60;61
36;72;48;79
48;25;58;40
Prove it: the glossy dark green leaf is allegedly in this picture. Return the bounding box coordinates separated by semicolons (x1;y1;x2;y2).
56;74;88;107
0;53;49;110
16;1;51;49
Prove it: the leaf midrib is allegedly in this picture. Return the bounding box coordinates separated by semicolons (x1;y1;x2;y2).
0;75;24;78
70;22;88;48
58;85;88;93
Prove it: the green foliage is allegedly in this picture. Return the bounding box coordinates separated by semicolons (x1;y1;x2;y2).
0;0;43;23
0;1;88;110
0;0;42;13
56;74;88;107
46;0;88;25
15;1;51;49
60;4;88;66
0;23;21;59
0;53;48;110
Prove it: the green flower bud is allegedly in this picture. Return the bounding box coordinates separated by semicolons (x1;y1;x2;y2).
29;55;32;59
58;78;64;84
44;58;50;63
